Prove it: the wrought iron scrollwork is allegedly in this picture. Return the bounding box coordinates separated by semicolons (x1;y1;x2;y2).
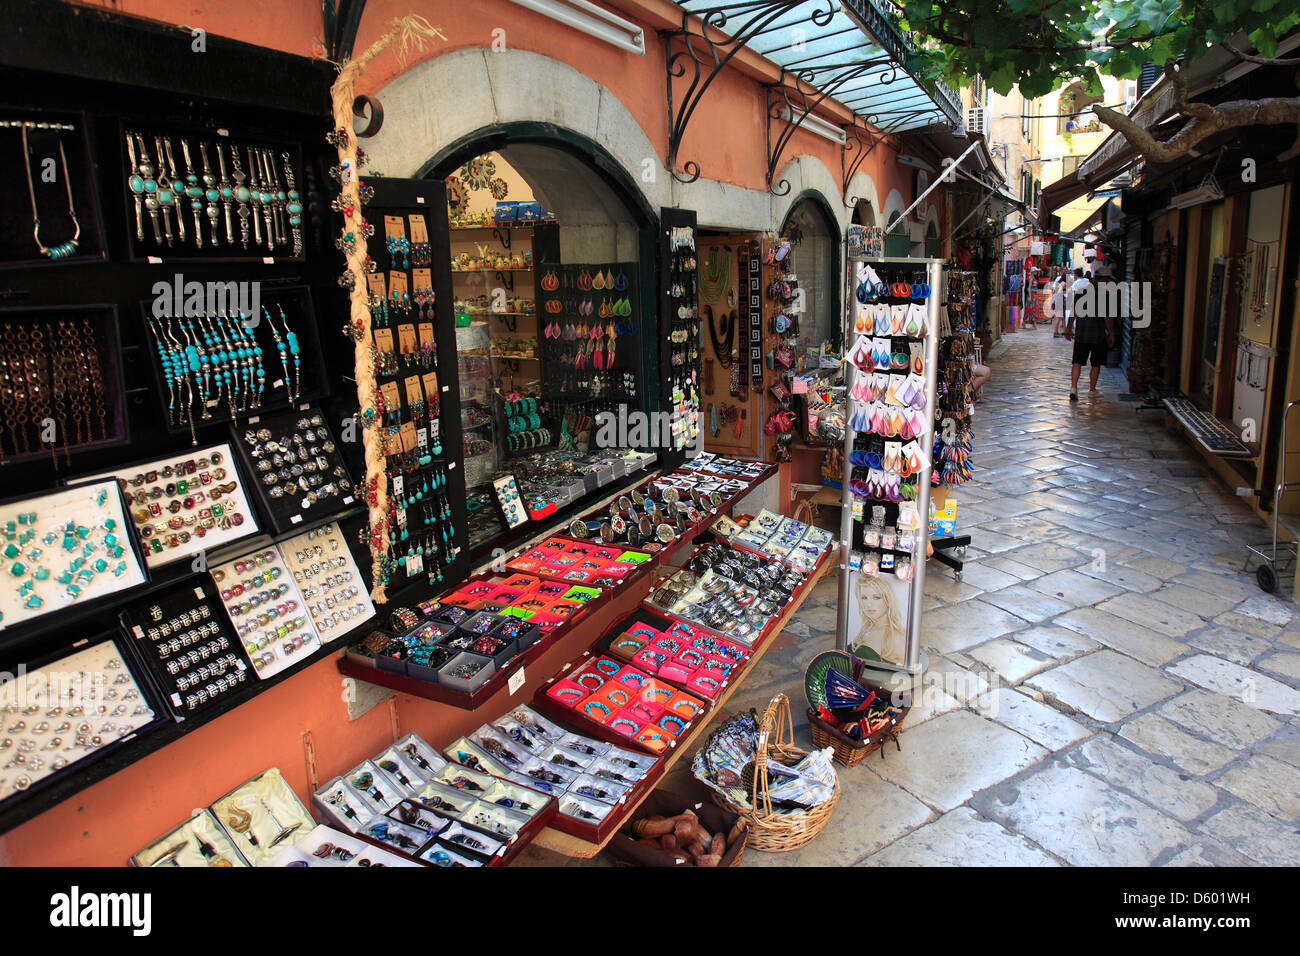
664;0;838;184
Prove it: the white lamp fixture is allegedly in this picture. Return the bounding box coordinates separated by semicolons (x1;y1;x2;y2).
505;0;645;55
1168;181;1224;210
778;106;846;145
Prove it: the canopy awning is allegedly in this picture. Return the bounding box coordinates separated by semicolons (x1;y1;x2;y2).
672;0;961;133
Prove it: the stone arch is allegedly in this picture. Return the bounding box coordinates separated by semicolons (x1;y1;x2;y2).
846;170;881;225
771;154;848;236
361;47;672;212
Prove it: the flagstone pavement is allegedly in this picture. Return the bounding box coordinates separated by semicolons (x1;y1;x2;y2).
519;325;1300;867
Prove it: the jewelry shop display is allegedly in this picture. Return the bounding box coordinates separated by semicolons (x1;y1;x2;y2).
209;767;315;866
278;522;375;644
117;578;254;720
124;129;305;258
0;635;163;804
0;479;146;632
81;443;258;570
0;312;120;465
231;405;354;533
209;545;320;679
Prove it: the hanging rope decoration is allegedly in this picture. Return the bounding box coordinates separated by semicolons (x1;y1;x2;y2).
328;14;446;603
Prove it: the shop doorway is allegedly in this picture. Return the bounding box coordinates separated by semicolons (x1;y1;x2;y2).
425;129;658;555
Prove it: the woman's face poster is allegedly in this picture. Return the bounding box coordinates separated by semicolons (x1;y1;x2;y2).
846;571;911;667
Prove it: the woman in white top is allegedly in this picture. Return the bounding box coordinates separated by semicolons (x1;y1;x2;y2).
1051;270;1068;338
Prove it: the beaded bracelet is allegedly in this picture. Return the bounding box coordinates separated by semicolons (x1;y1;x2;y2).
575;672;604;690
595;659;620;675
644;686;673;700
659;714;686;734
606;688;630;707
583;700;611;719
671;699;701;718
609;718;637;734
554;686;585;700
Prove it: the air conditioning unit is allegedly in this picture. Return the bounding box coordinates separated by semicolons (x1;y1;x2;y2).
966;107;987;137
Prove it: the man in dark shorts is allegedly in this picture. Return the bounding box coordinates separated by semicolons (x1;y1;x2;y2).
1064;272;1114;402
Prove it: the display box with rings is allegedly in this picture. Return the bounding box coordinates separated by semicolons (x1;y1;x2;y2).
277;521;374;644
117;576;255;721
79;441;258;570
209;544;321;680
0;478;149;634
437;650;495;693
229;404;355;534
0;631;167;807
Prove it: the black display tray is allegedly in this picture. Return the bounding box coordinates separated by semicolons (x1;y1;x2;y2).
116;575;256;722
227;403;357;535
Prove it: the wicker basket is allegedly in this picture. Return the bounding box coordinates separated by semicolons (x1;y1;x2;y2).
710;694;839;852
808;706;907;767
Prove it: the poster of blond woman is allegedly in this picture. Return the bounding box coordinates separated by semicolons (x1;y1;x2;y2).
847;572;909;666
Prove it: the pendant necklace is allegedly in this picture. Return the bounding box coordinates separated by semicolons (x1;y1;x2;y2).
21;125;80;259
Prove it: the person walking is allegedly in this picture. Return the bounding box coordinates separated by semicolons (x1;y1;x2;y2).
1064;270;1114;402
1050;269;1068;338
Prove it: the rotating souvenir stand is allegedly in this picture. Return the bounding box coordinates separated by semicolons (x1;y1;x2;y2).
834;257;942;679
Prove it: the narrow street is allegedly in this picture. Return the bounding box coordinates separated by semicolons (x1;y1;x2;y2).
528;324;1300;867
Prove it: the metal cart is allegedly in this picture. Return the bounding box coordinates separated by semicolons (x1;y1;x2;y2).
1243;399;1300;592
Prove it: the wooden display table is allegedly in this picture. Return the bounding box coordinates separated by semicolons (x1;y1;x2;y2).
529;552;834;858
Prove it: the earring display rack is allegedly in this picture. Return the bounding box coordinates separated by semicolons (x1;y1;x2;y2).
835;256;943;677
361;183;467;595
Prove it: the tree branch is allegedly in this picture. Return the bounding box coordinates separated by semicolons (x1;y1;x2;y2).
1094;95;1300;163
1222;40;1300;66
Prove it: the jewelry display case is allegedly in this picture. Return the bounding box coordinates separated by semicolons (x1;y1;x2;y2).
208;767;315;866
117;122;306;263
0;305;130;466
277;521;375;643
117;576;254;721
138;287;330;439
209;544;320;680
0;112;107;267
228;404;356;534
79;441;259;570
0;479;147;634
0;632;166;809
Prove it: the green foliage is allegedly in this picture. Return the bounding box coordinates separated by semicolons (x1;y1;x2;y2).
894;0;1298;94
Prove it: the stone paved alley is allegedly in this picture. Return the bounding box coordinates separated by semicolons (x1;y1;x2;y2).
522;323;1300;867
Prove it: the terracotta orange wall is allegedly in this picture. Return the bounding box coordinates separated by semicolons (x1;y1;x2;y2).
66;0;924;207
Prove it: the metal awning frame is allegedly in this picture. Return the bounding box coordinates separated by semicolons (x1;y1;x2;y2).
664;0;962;189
